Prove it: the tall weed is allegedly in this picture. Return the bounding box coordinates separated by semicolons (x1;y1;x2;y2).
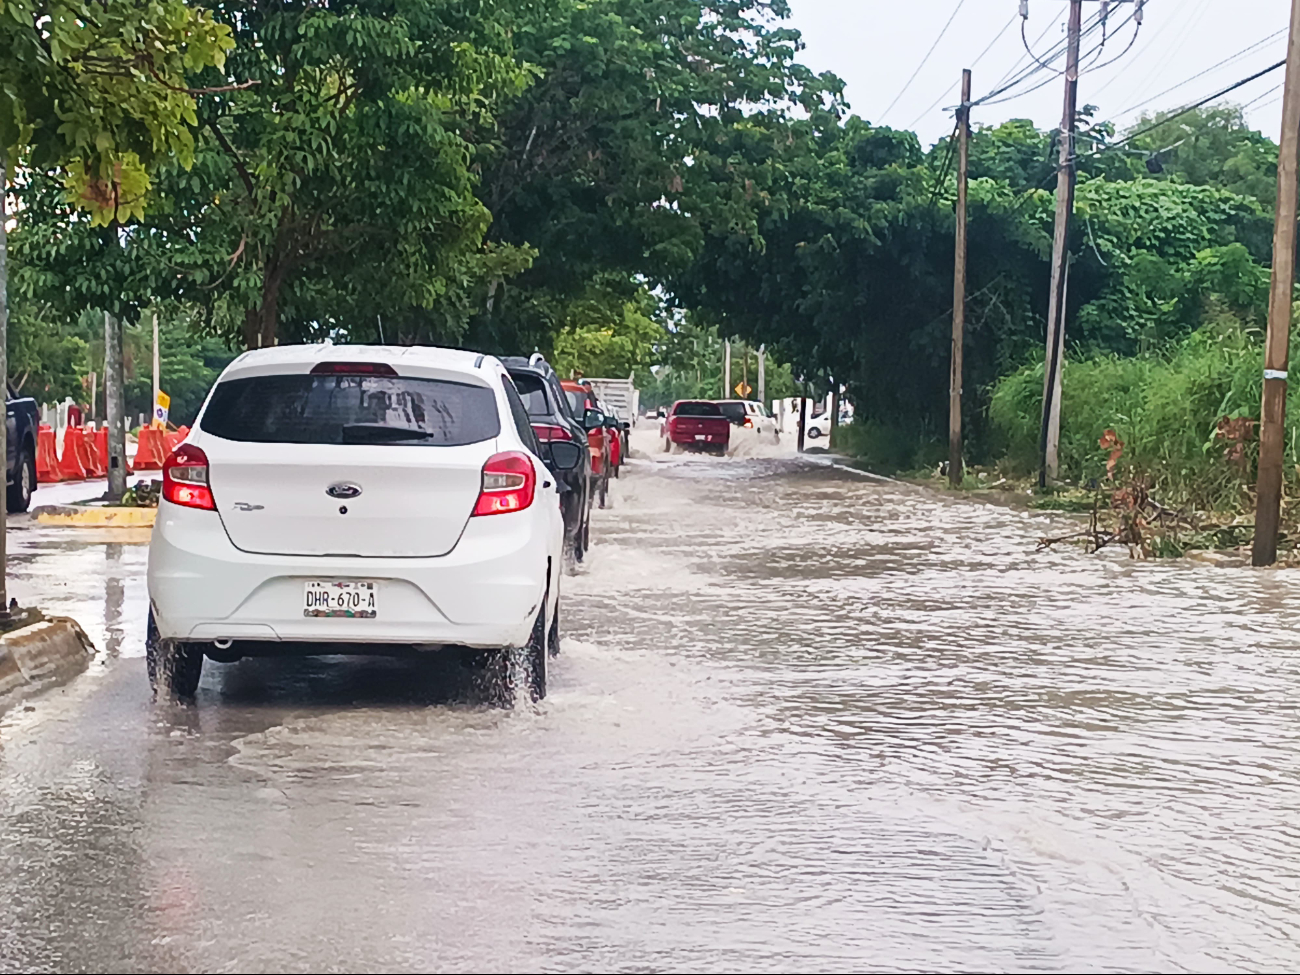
988;320;1297;508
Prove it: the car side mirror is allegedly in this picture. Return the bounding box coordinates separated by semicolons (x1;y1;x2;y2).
583;408;604;431
546;440;584;472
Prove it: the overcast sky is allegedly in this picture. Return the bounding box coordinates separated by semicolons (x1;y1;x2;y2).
785;0;1291;148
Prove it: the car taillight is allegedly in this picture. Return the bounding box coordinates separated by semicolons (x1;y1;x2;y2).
744;417;754;428
531;423;573;442
473;451;536;516
162;445;215;511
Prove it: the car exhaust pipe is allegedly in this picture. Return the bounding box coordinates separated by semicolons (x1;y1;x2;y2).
213;638;233;650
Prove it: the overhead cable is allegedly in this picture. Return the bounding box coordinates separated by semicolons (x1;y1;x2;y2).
880;0;969;123
906;12;1019;128
1116;28;1288;117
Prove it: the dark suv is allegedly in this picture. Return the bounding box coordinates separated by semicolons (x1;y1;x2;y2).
503;355;594;560
6;384;39;513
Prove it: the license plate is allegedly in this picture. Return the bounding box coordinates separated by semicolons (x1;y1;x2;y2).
304;581;378;618
695;434;707;441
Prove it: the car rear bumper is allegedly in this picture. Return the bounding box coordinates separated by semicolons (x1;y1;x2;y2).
668;432;729;445
147;501;550;650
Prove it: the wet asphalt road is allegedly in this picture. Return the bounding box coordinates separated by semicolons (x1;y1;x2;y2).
5;436;1300;973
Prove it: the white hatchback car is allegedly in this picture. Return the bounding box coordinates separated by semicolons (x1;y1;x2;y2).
146;345;580;702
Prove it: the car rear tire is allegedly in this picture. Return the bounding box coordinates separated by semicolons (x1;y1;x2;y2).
525;608;548;701
598;472;609;509
548;598;561;658
7;445;35;514
146;610;203;699
483;608;548;705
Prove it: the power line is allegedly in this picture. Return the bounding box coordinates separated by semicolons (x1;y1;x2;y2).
1091;0;1165;97
1084;59;1287;158
1082;6;1145;74
978;9;1133;109
1118;0;1214;108
1243;82;1285;111
971;8;1112;108
1116;28;1288;117
880;0;969;123
906;12;1019;129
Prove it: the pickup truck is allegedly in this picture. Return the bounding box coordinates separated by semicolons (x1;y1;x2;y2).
661;400;730;455
6;385;39;512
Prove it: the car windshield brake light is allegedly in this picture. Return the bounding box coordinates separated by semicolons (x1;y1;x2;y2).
531;423;573;442
473;451;536;516
162;445;216;511
310;362;398;376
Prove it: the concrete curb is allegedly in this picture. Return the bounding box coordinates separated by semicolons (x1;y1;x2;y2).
33;504;157;528
0;617;96;713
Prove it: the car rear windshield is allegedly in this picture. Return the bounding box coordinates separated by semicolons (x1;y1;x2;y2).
674;402;721;417
716;402;746;422
565;389;587;416
510;372;554;418
200;374;501;446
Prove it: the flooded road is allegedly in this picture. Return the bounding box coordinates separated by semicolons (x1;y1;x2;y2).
4;435;1300;972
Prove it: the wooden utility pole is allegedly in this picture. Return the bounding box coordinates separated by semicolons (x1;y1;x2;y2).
104;312;127;501
1253;0;1300;566
1039;0;1083;488
949;68;972;489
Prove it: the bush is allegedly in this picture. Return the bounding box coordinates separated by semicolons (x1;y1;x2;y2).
834;419;946;474
988;318;1296;508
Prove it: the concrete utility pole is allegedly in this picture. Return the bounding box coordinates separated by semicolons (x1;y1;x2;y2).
151;310;160;427
723;339;732;399
797;385;808;454
757;345;767;406
104;312;128;501
0;160;11;615
1253;0;1300;566
1039;0;1083;487
949;68;972;489
829;380;840;450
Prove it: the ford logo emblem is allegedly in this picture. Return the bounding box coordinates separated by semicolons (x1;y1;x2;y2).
326;482;363;500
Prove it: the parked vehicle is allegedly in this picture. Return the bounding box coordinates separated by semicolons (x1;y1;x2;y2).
598;398;627;476
562;380;612;507
146;345;584;703
662;400;730;455
6;384;39;513
503;356;595;560
805;410;850;440
715;399;780;442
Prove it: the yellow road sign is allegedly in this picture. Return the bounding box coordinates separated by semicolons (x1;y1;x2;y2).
734;382;752;398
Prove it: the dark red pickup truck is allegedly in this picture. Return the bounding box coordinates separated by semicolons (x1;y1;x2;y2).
661;401;730;455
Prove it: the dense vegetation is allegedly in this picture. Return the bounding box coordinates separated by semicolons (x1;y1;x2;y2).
2;0;1291;511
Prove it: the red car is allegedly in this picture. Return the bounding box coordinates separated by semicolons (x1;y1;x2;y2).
661;401;730;455
562;380;612;506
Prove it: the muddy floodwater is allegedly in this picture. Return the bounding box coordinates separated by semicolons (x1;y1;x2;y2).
4;430;1300;973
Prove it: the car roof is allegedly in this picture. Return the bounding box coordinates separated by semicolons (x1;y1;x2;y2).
222;344;497;384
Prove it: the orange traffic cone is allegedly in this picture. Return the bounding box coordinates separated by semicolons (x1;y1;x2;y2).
56;426;88;481
36;425;63;483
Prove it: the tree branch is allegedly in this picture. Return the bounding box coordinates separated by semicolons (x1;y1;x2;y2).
208;119;256;198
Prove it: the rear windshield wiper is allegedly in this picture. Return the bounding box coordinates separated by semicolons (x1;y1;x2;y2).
341;424;438;443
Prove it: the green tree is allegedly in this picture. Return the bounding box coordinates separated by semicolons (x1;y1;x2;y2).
161;0;531;349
